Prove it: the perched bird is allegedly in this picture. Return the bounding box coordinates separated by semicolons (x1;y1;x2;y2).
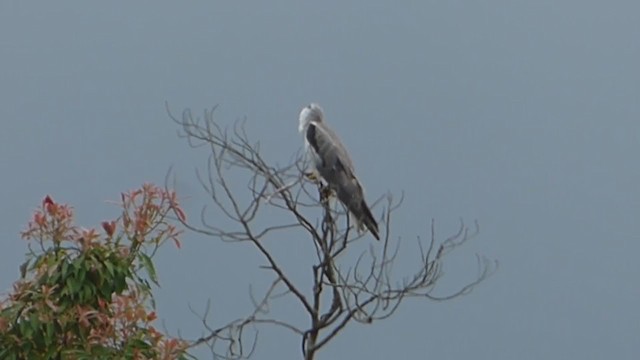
298;103;380;240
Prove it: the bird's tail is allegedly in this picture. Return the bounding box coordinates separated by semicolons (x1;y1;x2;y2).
358;200;380;240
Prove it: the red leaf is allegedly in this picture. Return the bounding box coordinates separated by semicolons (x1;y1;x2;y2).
34;212;46;226
147;311;157;322
175;207;187;223
101;221;116;237
43;195;54;207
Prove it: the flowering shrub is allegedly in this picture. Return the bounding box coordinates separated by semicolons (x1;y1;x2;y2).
0;184;189;359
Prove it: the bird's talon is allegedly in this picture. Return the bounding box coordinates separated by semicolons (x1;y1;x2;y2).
320;187;334;202
305;172;319;182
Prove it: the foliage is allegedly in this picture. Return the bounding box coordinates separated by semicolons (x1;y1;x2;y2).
0;184;189;360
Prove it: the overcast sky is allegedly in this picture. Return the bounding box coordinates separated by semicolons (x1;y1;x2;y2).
1;1;639;359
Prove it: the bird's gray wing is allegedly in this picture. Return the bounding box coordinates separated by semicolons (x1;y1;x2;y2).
306;121;380;240
305;121;356;176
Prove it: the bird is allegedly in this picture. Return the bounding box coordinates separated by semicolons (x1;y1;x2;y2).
298;103;380;240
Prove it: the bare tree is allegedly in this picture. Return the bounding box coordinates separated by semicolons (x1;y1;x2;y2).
166;104;496;360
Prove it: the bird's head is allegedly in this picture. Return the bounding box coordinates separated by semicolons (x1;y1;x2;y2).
298;103;324;133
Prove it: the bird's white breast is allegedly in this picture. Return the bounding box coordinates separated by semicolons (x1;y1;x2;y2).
298;106;313;133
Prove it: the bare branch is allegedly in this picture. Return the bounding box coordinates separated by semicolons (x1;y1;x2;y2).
166;104;496;360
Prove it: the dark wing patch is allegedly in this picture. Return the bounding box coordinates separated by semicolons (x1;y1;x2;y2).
335;156;357;181
306;123;323;165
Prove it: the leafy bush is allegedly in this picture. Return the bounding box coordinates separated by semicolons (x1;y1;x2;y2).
0;184;189;360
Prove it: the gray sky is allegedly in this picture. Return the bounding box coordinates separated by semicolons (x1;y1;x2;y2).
1;1;639;359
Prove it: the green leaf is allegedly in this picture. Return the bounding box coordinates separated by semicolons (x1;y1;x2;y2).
139;253;159;286
81;285;94;304
75;265;86;284
99;280;114;299
44;322;54;347
0;347;14;360
19;259;30;278
60;260;70;278
19;319;33;339
113;273;127;294
104;260;115;278
125;338;154;357
66;277;80;297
